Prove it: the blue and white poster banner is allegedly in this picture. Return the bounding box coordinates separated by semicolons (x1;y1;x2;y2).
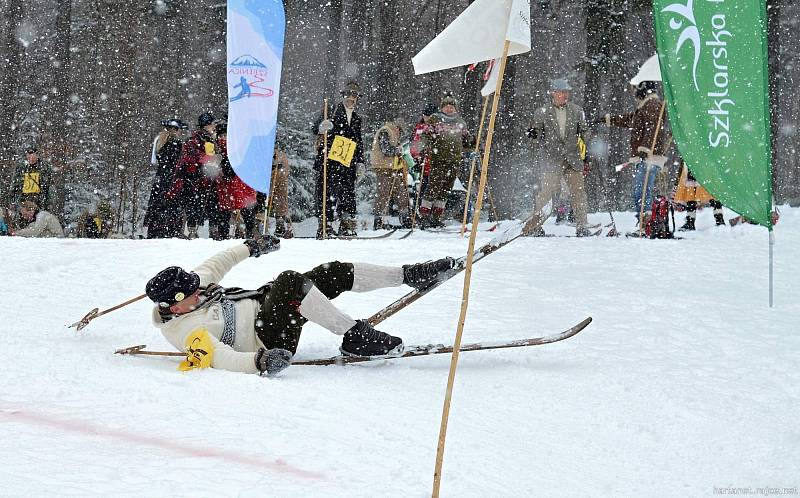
226;0;285;194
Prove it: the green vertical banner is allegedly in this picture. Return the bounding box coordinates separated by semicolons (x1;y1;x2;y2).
652;0;773;228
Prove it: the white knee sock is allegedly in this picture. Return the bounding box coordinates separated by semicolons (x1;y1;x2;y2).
351;262;404;292
297;285;356;335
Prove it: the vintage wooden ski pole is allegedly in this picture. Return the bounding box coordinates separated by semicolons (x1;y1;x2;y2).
69;294;147;331
321;98;330;239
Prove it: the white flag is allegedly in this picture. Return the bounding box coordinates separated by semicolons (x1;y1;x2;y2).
630;53;662;85
412;0;531;75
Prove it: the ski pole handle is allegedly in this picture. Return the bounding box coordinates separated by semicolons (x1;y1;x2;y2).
69;293;147;331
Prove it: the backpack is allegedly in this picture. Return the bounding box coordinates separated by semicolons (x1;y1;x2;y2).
645;195;674;239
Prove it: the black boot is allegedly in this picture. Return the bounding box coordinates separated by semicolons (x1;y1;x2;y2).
340;320;404;357
338;217;358;237
402;257;456;290
679;215;696;231
373;216;384;231
316;221;335;239
711;200;725;226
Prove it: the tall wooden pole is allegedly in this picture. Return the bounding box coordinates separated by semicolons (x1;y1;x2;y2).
460;95;490;237
431;40;511;498
322;98;329;239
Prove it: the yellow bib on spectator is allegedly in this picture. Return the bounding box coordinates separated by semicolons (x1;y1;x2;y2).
328;135;357;167
23;172;41;194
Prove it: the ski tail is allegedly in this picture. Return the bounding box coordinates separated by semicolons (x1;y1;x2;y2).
292;317;592;365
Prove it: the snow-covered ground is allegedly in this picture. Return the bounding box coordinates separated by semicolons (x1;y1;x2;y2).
2;207;798;497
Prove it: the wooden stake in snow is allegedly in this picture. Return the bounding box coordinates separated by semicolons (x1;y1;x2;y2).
432;40;511;497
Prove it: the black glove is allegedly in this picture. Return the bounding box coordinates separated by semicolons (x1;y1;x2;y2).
255;347;293;376
244;234;281;257
525;127;539;140
637;150;649;160
591;116;607;125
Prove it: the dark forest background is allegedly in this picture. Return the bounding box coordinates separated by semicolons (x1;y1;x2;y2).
1;0;798;234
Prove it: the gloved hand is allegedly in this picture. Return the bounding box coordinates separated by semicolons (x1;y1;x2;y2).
318;119;334;134
637;150;649;160
255;347;293;376
356;162;365;180
591;115;607;125
525;127;538;140
244;234;281;257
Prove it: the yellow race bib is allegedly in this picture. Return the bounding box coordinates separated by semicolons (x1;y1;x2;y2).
391;157;404;171
328;135;357;167
23;172;41;194
204;142;216;155
178;329;215;371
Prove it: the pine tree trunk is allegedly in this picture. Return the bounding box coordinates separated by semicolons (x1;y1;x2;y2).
0;0;23;162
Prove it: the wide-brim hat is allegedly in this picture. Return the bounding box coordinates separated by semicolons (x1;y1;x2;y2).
146;266;200;307
340;81;362;97
550;78;572;92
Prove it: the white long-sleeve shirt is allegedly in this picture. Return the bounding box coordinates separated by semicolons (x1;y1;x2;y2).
15;210;64;238
151;244;263;373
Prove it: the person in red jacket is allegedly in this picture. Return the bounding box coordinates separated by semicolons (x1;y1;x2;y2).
215;122;260;239
167;112;221;239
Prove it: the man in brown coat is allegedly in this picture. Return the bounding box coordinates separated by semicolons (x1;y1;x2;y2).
370;117;411;230
599;81;670;224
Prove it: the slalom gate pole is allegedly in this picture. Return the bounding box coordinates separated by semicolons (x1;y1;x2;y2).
432;39;511;498
769;229;774;307
460;95;490;237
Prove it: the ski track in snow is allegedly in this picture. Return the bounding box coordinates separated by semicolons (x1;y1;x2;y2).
2;208;799;497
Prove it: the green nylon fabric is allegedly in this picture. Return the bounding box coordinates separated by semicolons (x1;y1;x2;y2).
652;0;772;228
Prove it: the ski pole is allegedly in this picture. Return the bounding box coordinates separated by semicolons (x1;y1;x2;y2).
321;98;329;239
69;294;147;331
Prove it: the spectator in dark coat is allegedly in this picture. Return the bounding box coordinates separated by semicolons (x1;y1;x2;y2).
311;81;365;238
7;146;53;212
145;118;188;238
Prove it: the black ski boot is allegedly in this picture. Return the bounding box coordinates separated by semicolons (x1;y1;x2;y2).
340;320;404;357
373;216;385;231
402;257;456;290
